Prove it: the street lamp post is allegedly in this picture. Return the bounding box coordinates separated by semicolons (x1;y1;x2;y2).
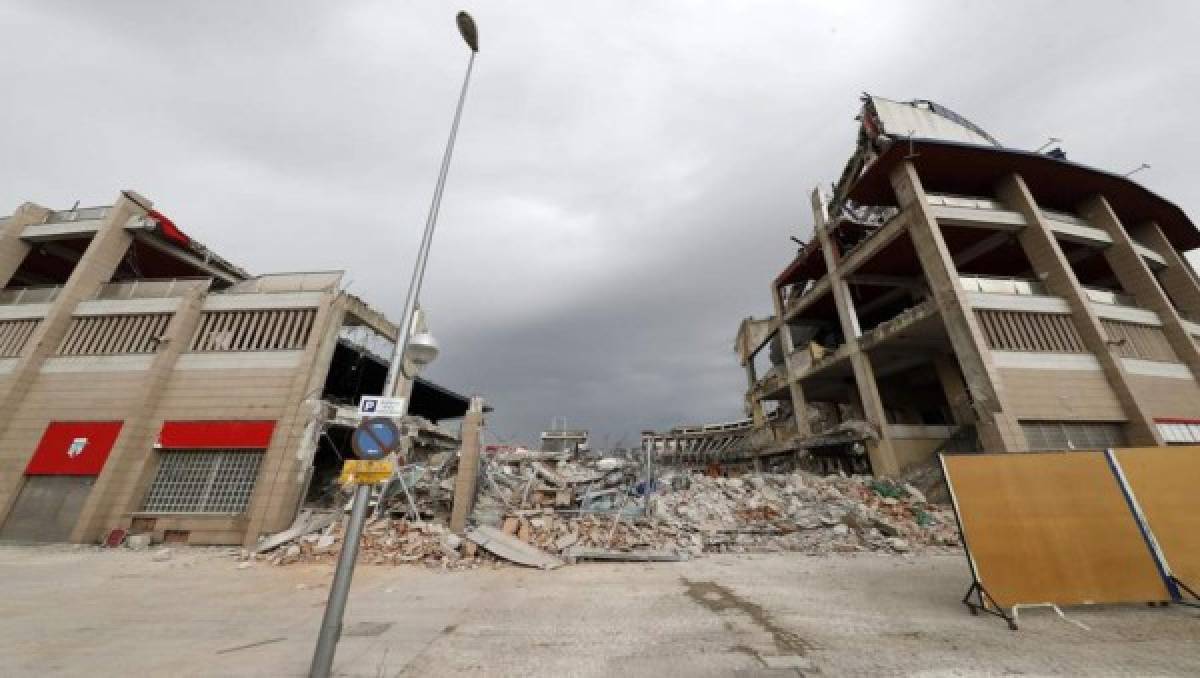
308;12;479;678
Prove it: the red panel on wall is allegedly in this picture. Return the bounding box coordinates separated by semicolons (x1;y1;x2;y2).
25;421;124;476
158;420;276;449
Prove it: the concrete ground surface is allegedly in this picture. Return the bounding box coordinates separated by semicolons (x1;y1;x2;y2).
2;545;1198;677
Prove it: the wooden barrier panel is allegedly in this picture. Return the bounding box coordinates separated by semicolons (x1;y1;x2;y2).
943;451;1170;609
1114;445;1200;593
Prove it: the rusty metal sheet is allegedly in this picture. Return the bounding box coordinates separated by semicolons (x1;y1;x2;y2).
943;451;1169;608
1114;445;1200;592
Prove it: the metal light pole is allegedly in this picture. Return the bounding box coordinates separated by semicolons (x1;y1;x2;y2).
309;12;479;678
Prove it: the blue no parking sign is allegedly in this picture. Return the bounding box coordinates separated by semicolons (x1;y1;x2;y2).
350;418;402;460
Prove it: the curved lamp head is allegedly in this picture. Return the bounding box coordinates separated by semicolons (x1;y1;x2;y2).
457;11;479;52
405;331;440;369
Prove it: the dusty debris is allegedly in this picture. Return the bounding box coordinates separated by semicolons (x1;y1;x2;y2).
261;463;959;568
565;547;687;562
466;525;564;570
254;509;337;554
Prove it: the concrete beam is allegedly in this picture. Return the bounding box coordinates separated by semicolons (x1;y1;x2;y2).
997;174;1163;446
812;188;900;476
1081;195;1200;386
890;162;1026;453
450;396;486;534
1131;220;1200;319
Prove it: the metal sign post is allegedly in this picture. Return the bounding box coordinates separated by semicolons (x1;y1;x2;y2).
308;12;479;678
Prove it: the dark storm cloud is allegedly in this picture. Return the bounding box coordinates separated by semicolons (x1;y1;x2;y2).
2;1;1197;445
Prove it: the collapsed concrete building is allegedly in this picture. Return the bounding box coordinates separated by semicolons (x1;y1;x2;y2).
730;95;1200;476
0;191;478;545
540;427;589;456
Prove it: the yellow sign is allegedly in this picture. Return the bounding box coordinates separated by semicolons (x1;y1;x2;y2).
339;460;392;485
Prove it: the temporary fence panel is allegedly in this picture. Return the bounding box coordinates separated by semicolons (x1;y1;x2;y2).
1113;445;1200;594
943;451;1170;609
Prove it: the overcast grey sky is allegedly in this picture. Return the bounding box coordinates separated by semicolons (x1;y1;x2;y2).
2;1;1197;446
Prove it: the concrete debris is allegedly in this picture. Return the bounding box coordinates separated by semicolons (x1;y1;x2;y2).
254;509;337;554
466;525;564;570
151;547;173;562
262;518;491;570
565;547;687;562
263;466;958;568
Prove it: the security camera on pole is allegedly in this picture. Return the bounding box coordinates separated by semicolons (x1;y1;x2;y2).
309;12;479;678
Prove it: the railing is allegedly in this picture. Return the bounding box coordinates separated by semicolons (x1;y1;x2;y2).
44;206;110;224
93;277;210;301
1040;206;1087;226
0;285;63;305
220;271;341;295
962;275;1137;307
959;275;1046;296
926;193;1005;211
1084;287;1137;307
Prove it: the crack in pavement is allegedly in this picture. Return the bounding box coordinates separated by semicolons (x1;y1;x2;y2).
681;577;816;659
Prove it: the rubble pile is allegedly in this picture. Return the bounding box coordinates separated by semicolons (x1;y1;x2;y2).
651;472;959;555
262;519;489;570
259;463;960;567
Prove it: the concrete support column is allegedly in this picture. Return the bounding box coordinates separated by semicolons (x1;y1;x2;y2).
743;363;767;426
242;295;349;546
450;396;485;534
811;188;899;475
933;354;972;426
996;174;1163;446
70;281;213;542
785;377;811;438
771;287;810;438
1081;195;1200;383
0;194;146;524
1130;220;1200;319
0;203;47;287
889;162;1026;453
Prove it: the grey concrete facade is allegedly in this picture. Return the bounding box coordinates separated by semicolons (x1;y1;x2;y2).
742;98;1200;475
0;191;475;547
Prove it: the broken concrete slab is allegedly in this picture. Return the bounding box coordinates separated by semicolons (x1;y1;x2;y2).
255;509;337;554
466;525;563;570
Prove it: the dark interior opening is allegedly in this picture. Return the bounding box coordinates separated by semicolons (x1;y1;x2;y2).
7;236;94;287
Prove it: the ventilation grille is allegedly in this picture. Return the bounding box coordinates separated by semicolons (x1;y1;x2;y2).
1020;421;1126;451
58;314;171;356
190;308;315;352
1100;319;1177;362
142;450;263;514
0;319;39;357
976;310;1085;352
